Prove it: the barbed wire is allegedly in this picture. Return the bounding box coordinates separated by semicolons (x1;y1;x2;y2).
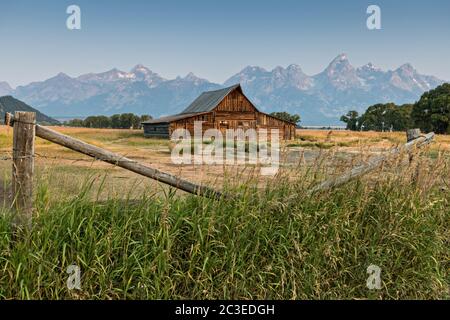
0;152;138;163
34;152;140;163
0;155;12;161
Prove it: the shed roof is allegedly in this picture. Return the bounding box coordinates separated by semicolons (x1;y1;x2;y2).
141;112;209;125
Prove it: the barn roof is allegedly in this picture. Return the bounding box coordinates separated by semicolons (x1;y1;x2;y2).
142;84;243;125
180;84;242;114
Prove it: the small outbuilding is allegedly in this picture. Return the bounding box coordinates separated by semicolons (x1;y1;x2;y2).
142;84;296;140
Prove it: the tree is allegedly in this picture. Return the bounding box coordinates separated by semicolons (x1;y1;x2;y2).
64;118;84;127
140;114;152;122
354;103;413;132
412;83;450;134
131;114;141;129
269;112;301;125
340;111;359;131
118;113;138;129
341;103;414;132
83;116;111;128
137;115;152;129
392;104;414;131
111;114;122;129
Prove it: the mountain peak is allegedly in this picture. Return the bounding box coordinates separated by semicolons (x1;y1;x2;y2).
0;81;13;95
223;66;268;86
363;62;379;70
326;53;353;72
49;72;73;82
56;72;71;78
184;72;204;81
287;64;303;71
241;65;268;73
131;64;151;73
397;63;415;73
128;65;165;85
0;81;12;89
77;68;134;82
358;62;382;73
272;66;285;73
332;53;349;63
102;68;123;75
173;72;205;83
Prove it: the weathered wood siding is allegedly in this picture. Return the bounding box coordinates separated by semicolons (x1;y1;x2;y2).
164;89;295;140
143;123;170;138
169;113;216;136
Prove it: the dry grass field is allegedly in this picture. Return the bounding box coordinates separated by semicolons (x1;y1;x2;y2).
1;125;450;203
0;125;448;299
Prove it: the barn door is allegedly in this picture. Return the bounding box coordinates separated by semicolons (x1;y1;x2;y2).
219;121;229;135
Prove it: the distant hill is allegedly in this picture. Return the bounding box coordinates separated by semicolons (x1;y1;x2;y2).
0;96;59;125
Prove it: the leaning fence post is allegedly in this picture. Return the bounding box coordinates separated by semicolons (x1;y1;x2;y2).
12;111;36;228
406;129;421;142
406;128;421;163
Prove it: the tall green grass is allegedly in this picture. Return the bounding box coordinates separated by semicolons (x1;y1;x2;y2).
0;154;448;300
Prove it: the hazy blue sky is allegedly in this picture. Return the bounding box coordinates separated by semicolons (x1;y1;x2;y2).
1;0;449;87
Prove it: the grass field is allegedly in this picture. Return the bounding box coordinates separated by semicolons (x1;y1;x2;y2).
0;126;449;299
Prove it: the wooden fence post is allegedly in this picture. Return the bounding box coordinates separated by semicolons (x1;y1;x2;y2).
407;129;421;142
308;132;435;194
5;112;224;201
12;112;36;228
406;129;422;164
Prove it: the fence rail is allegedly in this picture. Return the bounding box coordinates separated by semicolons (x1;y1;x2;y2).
309;131;435;194
5;111;225;228
3;112;435;229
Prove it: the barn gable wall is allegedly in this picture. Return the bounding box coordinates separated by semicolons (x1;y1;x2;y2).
214;89;258;113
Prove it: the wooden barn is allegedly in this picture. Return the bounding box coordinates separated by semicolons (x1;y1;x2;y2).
142;84;296;140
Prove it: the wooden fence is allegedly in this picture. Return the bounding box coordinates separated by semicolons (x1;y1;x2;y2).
5;111;224;228
3;112;435;229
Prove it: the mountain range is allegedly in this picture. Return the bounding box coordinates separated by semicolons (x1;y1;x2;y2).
1;54;446;125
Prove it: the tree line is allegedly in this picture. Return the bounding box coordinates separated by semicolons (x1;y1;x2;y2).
269;112;301;125
63;111;301;129
64;113;152;129
341;83;450;134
